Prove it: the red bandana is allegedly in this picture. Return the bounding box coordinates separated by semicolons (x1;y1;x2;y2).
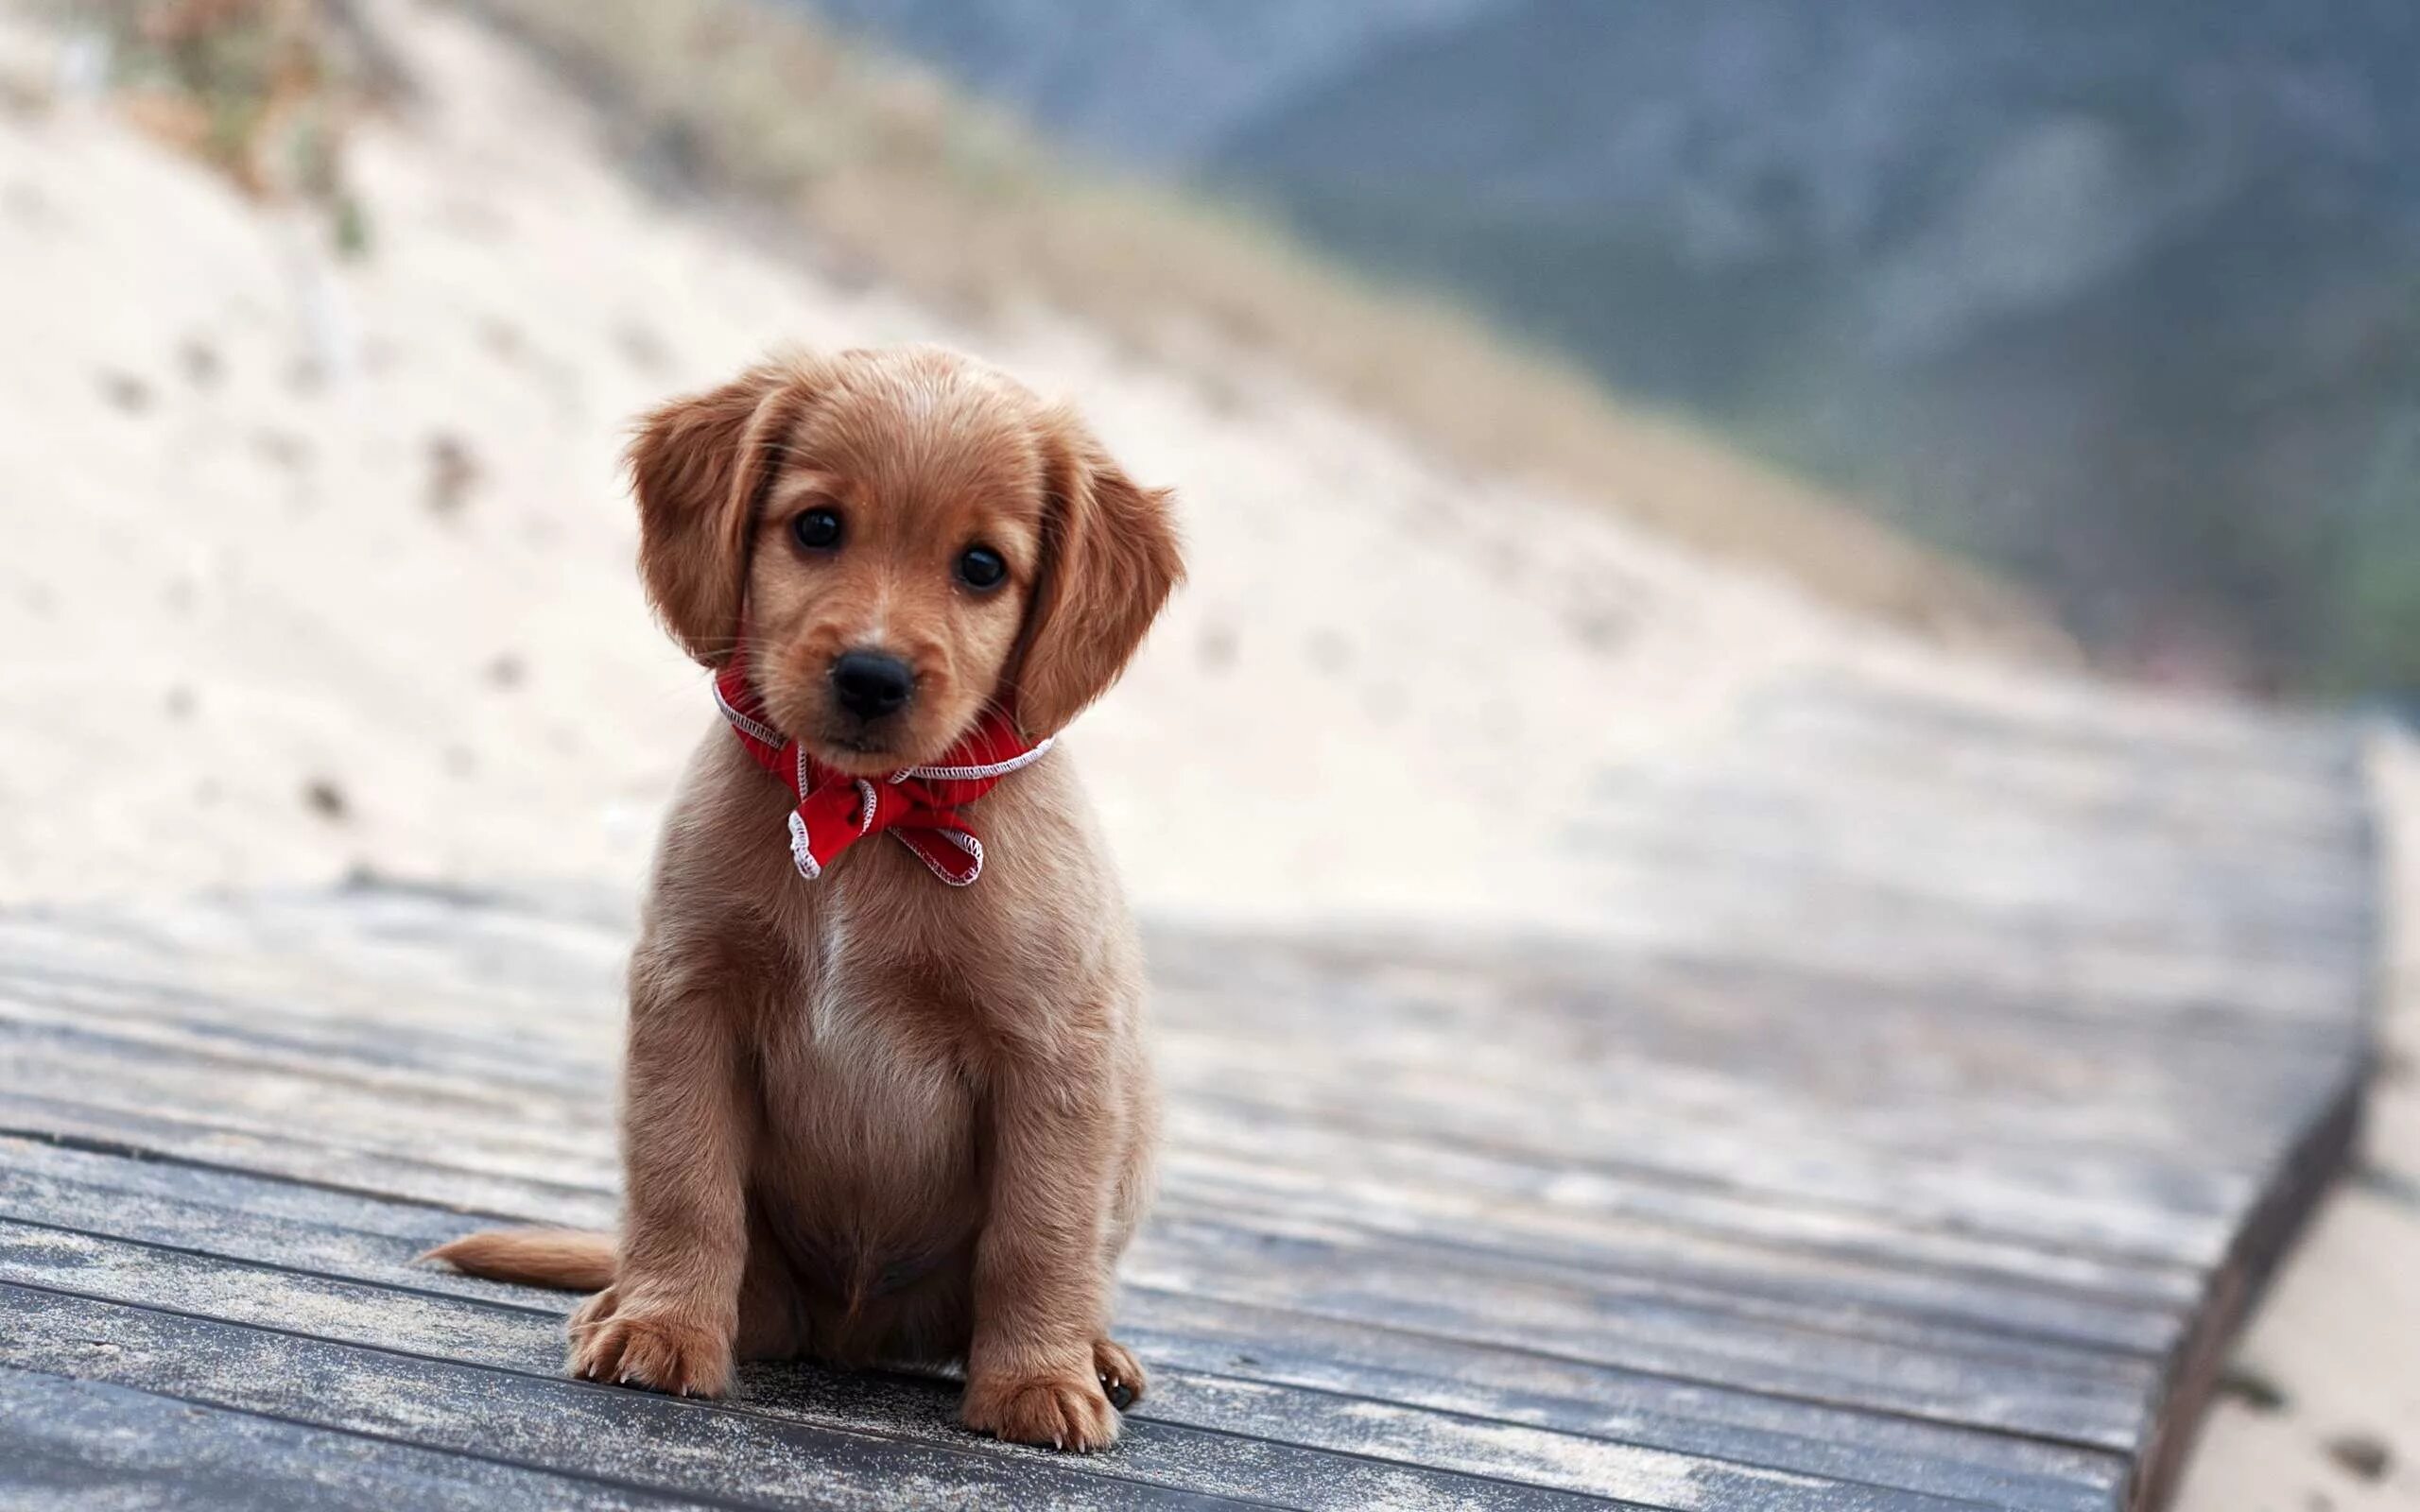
713;657;1049;886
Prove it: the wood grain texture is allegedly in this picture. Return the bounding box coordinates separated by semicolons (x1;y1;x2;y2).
0;670;2378;1509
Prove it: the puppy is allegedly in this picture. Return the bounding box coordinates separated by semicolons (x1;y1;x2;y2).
429;345;1182;1452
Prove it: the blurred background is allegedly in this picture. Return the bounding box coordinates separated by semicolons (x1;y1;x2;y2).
1;1;2415;1507
807;0;2420;701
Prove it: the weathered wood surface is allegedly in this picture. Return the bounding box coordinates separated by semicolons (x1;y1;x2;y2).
0;671;2378;1509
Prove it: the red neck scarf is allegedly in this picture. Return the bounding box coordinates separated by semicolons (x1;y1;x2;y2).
712;657;1049;886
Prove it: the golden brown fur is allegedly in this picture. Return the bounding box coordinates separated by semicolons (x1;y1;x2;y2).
427;345;1181;1452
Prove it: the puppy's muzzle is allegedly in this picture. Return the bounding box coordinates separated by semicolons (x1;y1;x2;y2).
830;649;916;721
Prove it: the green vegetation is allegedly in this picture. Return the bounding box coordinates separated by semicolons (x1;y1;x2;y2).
2326;407;2420;696
85;0;371;253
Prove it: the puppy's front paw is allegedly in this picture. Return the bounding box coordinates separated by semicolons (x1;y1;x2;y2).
962;1365;1120;1452
566;1288;734;1399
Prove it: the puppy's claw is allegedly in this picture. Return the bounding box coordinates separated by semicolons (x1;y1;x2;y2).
1092;1339;1146;1412
961;1368;1120;1452
566;1307;735;1399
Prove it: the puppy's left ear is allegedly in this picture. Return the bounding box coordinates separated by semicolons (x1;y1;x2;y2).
1011;409;1184;738
627;361;808;667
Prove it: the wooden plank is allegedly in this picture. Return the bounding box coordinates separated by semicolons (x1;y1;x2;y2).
1564;801;2368;960
1488;884;2361;1024
1152;1167;2187;1354
0;1137;2134;1511
0;1122;2185;1361
0;900;2265;1354
116;950;2283;1184
1160;996;2335;1170
1113;1295;2131;1512
0;668;2375;1509
1588;746;2372;867
1159;1109;2208;1306
0;1229;1929;1511
0;1037;2213;1320
1157;1056;2257;1256
0;984;2223;1298
0;956;2326;1260
0;1051;2166;1447
2128;1033;2372;1509
0;1091;621;1227
0;962;2236;1315
1739;673;2362;782
0;972;2197;1325
0;970;2201;1315
0;1285;1255;1512
0;1148;2118;1512
0;962;2284;1461
0;1366;728;1512
0;942;2310;1260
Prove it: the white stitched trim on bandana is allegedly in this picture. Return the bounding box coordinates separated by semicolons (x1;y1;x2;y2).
715;683;784;748
899;829;982;885
786;811;822;880
891;736;1055;783
852;780;877;834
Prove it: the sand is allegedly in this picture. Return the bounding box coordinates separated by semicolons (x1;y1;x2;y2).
0;2;2410;1504
0;0;1849;932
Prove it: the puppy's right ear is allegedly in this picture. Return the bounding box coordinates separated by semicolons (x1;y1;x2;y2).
627;362;806;667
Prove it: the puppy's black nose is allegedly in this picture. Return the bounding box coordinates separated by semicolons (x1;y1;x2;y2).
830;650;915;719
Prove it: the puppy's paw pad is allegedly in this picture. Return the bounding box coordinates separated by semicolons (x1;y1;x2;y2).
963;1370;1120;1452
1092;1338;1146;1411
566;1307;733;1399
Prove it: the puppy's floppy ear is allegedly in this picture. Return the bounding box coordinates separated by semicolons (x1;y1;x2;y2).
1012;407;1184;738
627;362;807;667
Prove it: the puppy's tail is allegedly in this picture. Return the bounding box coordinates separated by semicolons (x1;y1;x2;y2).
422;1228;616;1292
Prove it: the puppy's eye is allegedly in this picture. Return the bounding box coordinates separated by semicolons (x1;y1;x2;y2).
792;508;843;551
956;545;1008;591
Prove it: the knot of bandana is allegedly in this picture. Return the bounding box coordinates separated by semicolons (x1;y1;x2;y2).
713;655;1049;887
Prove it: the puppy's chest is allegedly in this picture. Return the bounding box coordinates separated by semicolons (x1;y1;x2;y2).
758;899;984;1147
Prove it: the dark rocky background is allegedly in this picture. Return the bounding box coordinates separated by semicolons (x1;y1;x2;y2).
798;0;2420;694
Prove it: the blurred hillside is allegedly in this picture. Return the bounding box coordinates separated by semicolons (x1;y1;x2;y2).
0;0;1914;919
800;0;2420;696
452;0;2065;664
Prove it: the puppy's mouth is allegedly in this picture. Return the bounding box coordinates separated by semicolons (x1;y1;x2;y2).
790;722;900;774
813;728;901;763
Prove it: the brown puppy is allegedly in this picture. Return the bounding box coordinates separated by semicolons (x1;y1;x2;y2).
429;345;1182;1452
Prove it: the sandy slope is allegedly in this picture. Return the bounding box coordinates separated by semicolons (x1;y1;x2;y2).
0;3;2411;1505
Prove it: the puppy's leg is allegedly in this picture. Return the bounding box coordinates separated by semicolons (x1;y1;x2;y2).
568;967;750;1399
734;1219;812;1364
959;1061;1131;1452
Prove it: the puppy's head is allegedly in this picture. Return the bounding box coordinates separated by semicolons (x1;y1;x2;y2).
630;346;1182;774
